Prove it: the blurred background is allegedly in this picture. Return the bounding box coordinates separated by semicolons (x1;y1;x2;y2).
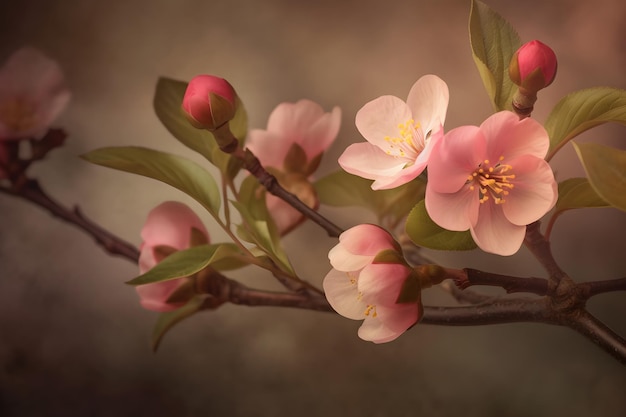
1;0;625;416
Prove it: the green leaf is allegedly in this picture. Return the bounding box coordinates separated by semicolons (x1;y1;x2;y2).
152;295;206;352
153;77;247;178
395;272;421;304
232;176;295;274
469;0;521;111
572;142;626;212
315;170;426;224
83;146;221;217
127;243;247;286
555;177;609;212
372;249;406;265
405;200;477;251
545;87;626;161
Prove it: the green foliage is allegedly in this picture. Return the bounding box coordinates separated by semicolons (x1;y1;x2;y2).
127;243;247;285
555;177;609;213
395;271;421;304
232;176;295;275
153;77;247;179
315;170;426;225
152;296;206;352
469;0;521;111
547;178;610;235
405;200;477;251
372;249;406;265
545;87;626;161
572;142;626;212
82;146;221;218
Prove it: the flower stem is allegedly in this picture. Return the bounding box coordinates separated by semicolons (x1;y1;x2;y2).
212;124;345;238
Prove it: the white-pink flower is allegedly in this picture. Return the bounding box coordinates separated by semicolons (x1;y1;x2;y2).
339;75;449;190
425;111;557;256
246;99;341;234
323;224;420;343
137;201;209;312
0;47;70;140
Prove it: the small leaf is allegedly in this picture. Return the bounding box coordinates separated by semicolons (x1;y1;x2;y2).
151;295;206;352
315;170;425;224
405;200;477;251
83;146;221;217
372;249;406;265
127;243;247;286
469;0;521;111
232;176;295;275
555;177;609;212
153;77;247;179
545;87;626;161
572;142;626;212
395;271;421;304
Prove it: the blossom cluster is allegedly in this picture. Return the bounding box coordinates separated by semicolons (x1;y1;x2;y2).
1;39;560;346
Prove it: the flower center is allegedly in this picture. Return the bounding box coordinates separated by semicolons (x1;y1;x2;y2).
364;304;378;318
0;98;37;133
466;156;516;205
383;118;425;160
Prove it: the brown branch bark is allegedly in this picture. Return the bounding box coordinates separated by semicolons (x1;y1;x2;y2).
3;152;626;364
212;123;345;238
0;179;140;262
523;221;568;284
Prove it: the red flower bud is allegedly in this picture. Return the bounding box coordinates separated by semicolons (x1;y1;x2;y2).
509;40;557;93
182;75;237;130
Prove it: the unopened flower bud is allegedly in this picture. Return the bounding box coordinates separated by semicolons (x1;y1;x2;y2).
509;40;558;93
182;75;236;130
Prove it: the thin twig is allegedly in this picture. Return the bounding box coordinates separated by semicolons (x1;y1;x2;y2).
1;180;140;261
579;277;626;300
565;310;626;365
524;221;568;284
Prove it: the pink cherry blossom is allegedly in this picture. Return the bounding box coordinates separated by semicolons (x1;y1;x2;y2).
0;47;70;140
338;75;449;190
425;111;557;256
246;99;341;234
137;201;209;312
323;224;420;343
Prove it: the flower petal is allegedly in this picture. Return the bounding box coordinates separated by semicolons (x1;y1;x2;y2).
502;155;557;225
245;130;288;169
355;95;413;151
339;224;397;256
481;111;549;161
0;47;66;98
427;125;486;193
358;263;409;306
406;74;449;133
357;315;404;344
140;201;209;250
323;268;367;320
265;193;303;235
301;106;341;159
425;182;479;231
135;278;188;312
376;303;419;334
471;202;526;256
328;243;374;271
338;142;406;182
266;99;324;142
138;243;156;274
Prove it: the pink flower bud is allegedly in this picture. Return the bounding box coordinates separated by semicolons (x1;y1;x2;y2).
509;40;557;93
182;75;236;130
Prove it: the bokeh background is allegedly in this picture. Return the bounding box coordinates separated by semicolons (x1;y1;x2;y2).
1;0;625;416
